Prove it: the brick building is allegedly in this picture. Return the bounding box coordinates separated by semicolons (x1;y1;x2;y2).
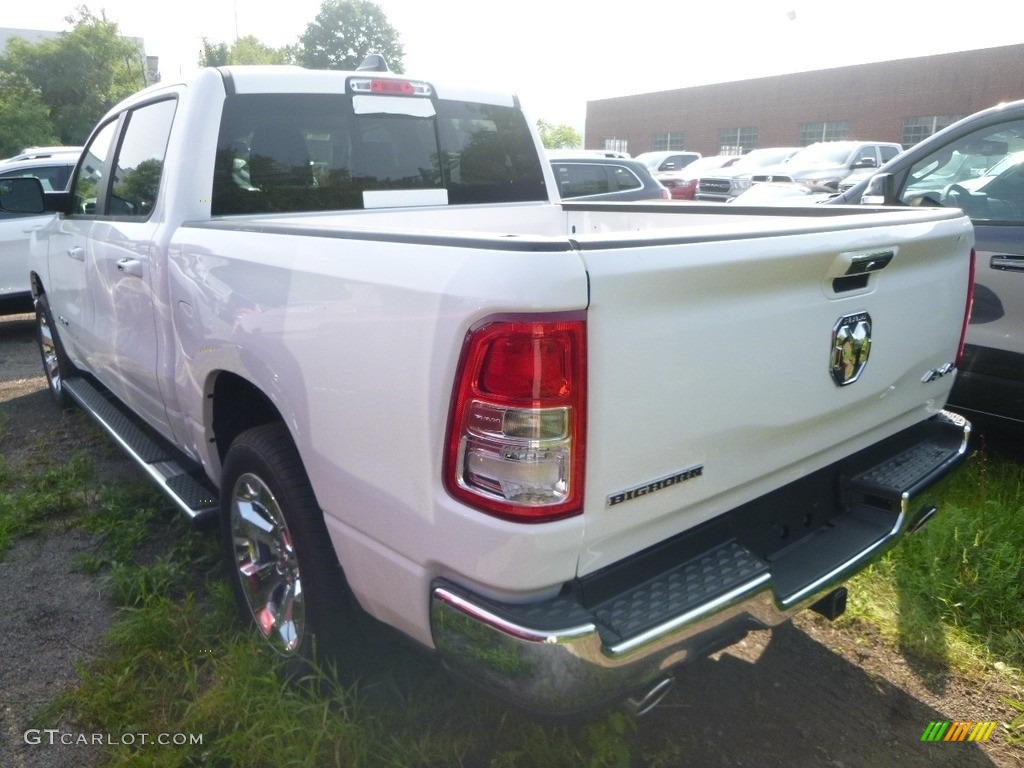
585;43;1024;157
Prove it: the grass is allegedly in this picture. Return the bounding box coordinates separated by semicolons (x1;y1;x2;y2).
2;414;1023;765
843;438;1024;678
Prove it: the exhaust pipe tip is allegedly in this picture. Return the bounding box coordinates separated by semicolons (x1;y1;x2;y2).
622;676;675;717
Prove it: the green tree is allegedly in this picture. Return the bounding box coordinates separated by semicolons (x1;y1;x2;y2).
536;120;582;150
0;73;60;157
298;0;404;72
0;6;148;146
199;35;294;67
198;39;231;67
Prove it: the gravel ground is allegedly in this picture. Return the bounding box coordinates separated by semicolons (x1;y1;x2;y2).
0;310;1021;767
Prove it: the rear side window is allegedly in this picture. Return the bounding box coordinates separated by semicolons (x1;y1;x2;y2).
552;162;609;198
0;164;73;193
212;93;547;215
611;166;642;192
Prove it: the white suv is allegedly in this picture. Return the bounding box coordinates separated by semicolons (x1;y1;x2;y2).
0;147;80;313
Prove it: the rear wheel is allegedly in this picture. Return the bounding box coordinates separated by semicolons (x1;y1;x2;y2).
35;293;76;409
220;422;367;676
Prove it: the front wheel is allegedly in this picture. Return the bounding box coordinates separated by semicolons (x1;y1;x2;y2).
220;422;367;676
35;293;76;409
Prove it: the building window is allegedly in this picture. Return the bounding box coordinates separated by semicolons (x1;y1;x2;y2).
603;137;629;154
718;127;758;155
799;121;850;145
901;115;964;147
650;132;685;151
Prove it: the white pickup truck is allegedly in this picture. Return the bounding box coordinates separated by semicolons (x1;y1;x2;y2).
1;63;975;716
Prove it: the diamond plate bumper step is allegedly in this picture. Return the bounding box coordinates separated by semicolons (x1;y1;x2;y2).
63;377;219;526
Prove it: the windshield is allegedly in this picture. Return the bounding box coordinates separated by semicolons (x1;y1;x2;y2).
788;143;852;166
728;148;796;171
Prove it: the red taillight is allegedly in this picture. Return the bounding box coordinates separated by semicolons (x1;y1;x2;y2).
956;248;976;367
445;314;586;522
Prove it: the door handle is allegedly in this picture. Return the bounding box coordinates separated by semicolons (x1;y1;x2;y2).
990;255;1024;272
67;246;84;261
117;258;144;278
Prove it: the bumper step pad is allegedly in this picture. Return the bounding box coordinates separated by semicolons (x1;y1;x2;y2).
593;540;767;645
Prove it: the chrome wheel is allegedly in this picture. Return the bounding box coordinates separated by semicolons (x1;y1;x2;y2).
35;294;74;409
230;472;305;655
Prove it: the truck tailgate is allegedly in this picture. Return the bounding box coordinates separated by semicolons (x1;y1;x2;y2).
572;206;973;576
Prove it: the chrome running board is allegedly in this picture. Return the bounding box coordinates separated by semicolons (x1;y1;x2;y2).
63;377;219;526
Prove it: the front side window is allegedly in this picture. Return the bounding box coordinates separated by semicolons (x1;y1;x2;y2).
212;93;546;215
900;117;1024;223
108;99;177;218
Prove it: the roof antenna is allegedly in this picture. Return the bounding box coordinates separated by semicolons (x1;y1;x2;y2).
357;54;390;72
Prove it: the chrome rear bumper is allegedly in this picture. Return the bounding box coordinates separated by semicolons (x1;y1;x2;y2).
430;411;970;715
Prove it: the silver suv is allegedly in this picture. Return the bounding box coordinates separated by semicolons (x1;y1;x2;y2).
750;141;902;192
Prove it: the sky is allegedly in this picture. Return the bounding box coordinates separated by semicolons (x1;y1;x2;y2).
5;1;1024;133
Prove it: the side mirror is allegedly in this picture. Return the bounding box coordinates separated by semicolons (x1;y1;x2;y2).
0;177;74;215
861;172;897;205
0;177;46;214
851;157;878;170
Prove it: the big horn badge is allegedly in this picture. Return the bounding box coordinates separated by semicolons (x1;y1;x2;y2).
830;312;872;386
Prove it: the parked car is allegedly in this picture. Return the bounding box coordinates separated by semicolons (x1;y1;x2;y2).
548;154;670;201
830;99;1024;430
656;155;740;200
750;141;902;192
546;149;632;159
0;147;81;313
634;150;702;173
729;181;833;205
695;147;801;201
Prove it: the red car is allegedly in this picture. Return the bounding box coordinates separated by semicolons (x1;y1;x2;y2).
656;155;740;199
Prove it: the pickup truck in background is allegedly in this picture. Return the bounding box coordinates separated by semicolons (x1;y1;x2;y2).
0;62;975;716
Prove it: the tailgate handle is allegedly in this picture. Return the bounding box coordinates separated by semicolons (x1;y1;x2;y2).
990;254;1024;272
845;250;893;275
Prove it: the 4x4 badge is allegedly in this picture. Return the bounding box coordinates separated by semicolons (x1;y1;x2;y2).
831;312;871;386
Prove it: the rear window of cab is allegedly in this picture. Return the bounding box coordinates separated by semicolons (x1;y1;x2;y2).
212;92;547;215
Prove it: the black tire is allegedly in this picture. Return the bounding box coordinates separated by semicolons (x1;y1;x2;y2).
219;422;369;678
35;293;76;409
